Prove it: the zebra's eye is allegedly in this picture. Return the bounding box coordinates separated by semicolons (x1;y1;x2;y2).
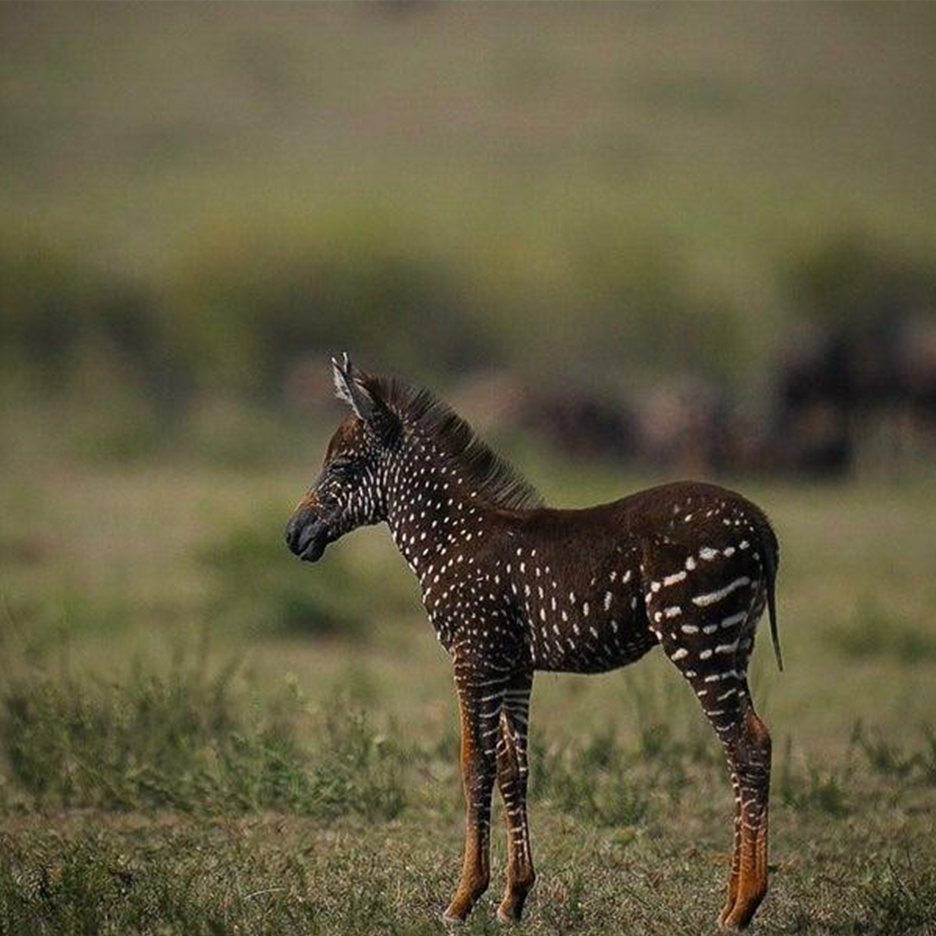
330;458;356;478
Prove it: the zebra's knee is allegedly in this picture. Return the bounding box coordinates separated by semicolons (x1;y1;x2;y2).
731;708;771;772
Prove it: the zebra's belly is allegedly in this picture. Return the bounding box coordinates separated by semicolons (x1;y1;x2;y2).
528;619;659;674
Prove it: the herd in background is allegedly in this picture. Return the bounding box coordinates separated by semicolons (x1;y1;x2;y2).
289;309;936;480
466;310;936;478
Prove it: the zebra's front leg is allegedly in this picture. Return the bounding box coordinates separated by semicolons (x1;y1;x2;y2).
443;665;506;924
495;671;535;924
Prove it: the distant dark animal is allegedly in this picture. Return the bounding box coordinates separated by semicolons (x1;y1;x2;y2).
285;355;782;930
773;314;936;476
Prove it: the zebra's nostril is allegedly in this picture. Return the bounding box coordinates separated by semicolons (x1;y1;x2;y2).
285;510;310;554
284;514;301;549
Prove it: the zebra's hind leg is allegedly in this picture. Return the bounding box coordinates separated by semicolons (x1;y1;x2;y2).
655;618;771;930
720;703;771;929
722;767;743;923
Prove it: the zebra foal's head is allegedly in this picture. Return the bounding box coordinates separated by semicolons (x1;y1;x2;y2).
285;354;398;562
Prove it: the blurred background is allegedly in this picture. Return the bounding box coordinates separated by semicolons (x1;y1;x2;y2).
2;0;936;780
1;7;936;931
3;3;936;478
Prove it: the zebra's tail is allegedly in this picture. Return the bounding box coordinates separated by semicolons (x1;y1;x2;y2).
759;528;783;672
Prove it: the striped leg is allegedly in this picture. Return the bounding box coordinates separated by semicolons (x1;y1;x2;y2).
719;623;771;928
723;763;743;922
443;663;507;924
495;671;535;924
656;606;771;930
721;701;771;929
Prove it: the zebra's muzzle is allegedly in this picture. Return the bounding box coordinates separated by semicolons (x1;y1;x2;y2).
285;506;331;563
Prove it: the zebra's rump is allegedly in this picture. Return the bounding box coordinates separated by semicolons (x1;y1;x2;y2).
513;480;778;677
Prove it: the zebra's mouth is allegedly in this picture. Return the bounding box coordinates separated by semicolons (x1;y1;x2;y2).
298;531;328;563
285;509;332;563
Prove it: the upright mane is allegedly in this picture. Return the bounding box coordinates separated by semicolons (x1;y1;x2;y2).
373;376;543;512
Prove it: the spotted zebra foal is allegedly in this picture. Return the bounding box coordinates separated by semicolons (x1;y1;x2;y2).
285;355;782;930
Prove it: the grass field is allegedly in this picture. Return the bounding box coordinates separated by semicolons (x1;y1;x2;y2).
1;427;935;935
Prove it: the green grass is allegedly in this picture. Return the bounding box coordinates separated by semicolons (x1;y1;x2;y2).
858;857;936;936
1;649;934;935
0;654;404;821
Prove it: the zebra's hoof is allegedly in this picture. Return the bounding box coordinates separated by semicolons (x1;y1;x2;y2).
718;906;754;931
496;907;520;925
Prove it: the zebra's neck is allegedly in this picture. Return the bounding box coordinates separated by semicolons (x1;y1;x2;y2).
384;430;493;579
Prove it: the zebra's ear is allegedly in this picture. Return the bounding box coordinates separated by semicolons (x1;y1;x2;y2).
331;353;398;441
332;352;375;420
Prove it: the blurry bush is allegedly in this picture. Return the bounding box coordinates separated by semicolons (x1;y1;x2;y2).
0;210;758;401
3;214;936;477
161;209;498;395
0;230;177;394
786;231;936;330
561;225;753;388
